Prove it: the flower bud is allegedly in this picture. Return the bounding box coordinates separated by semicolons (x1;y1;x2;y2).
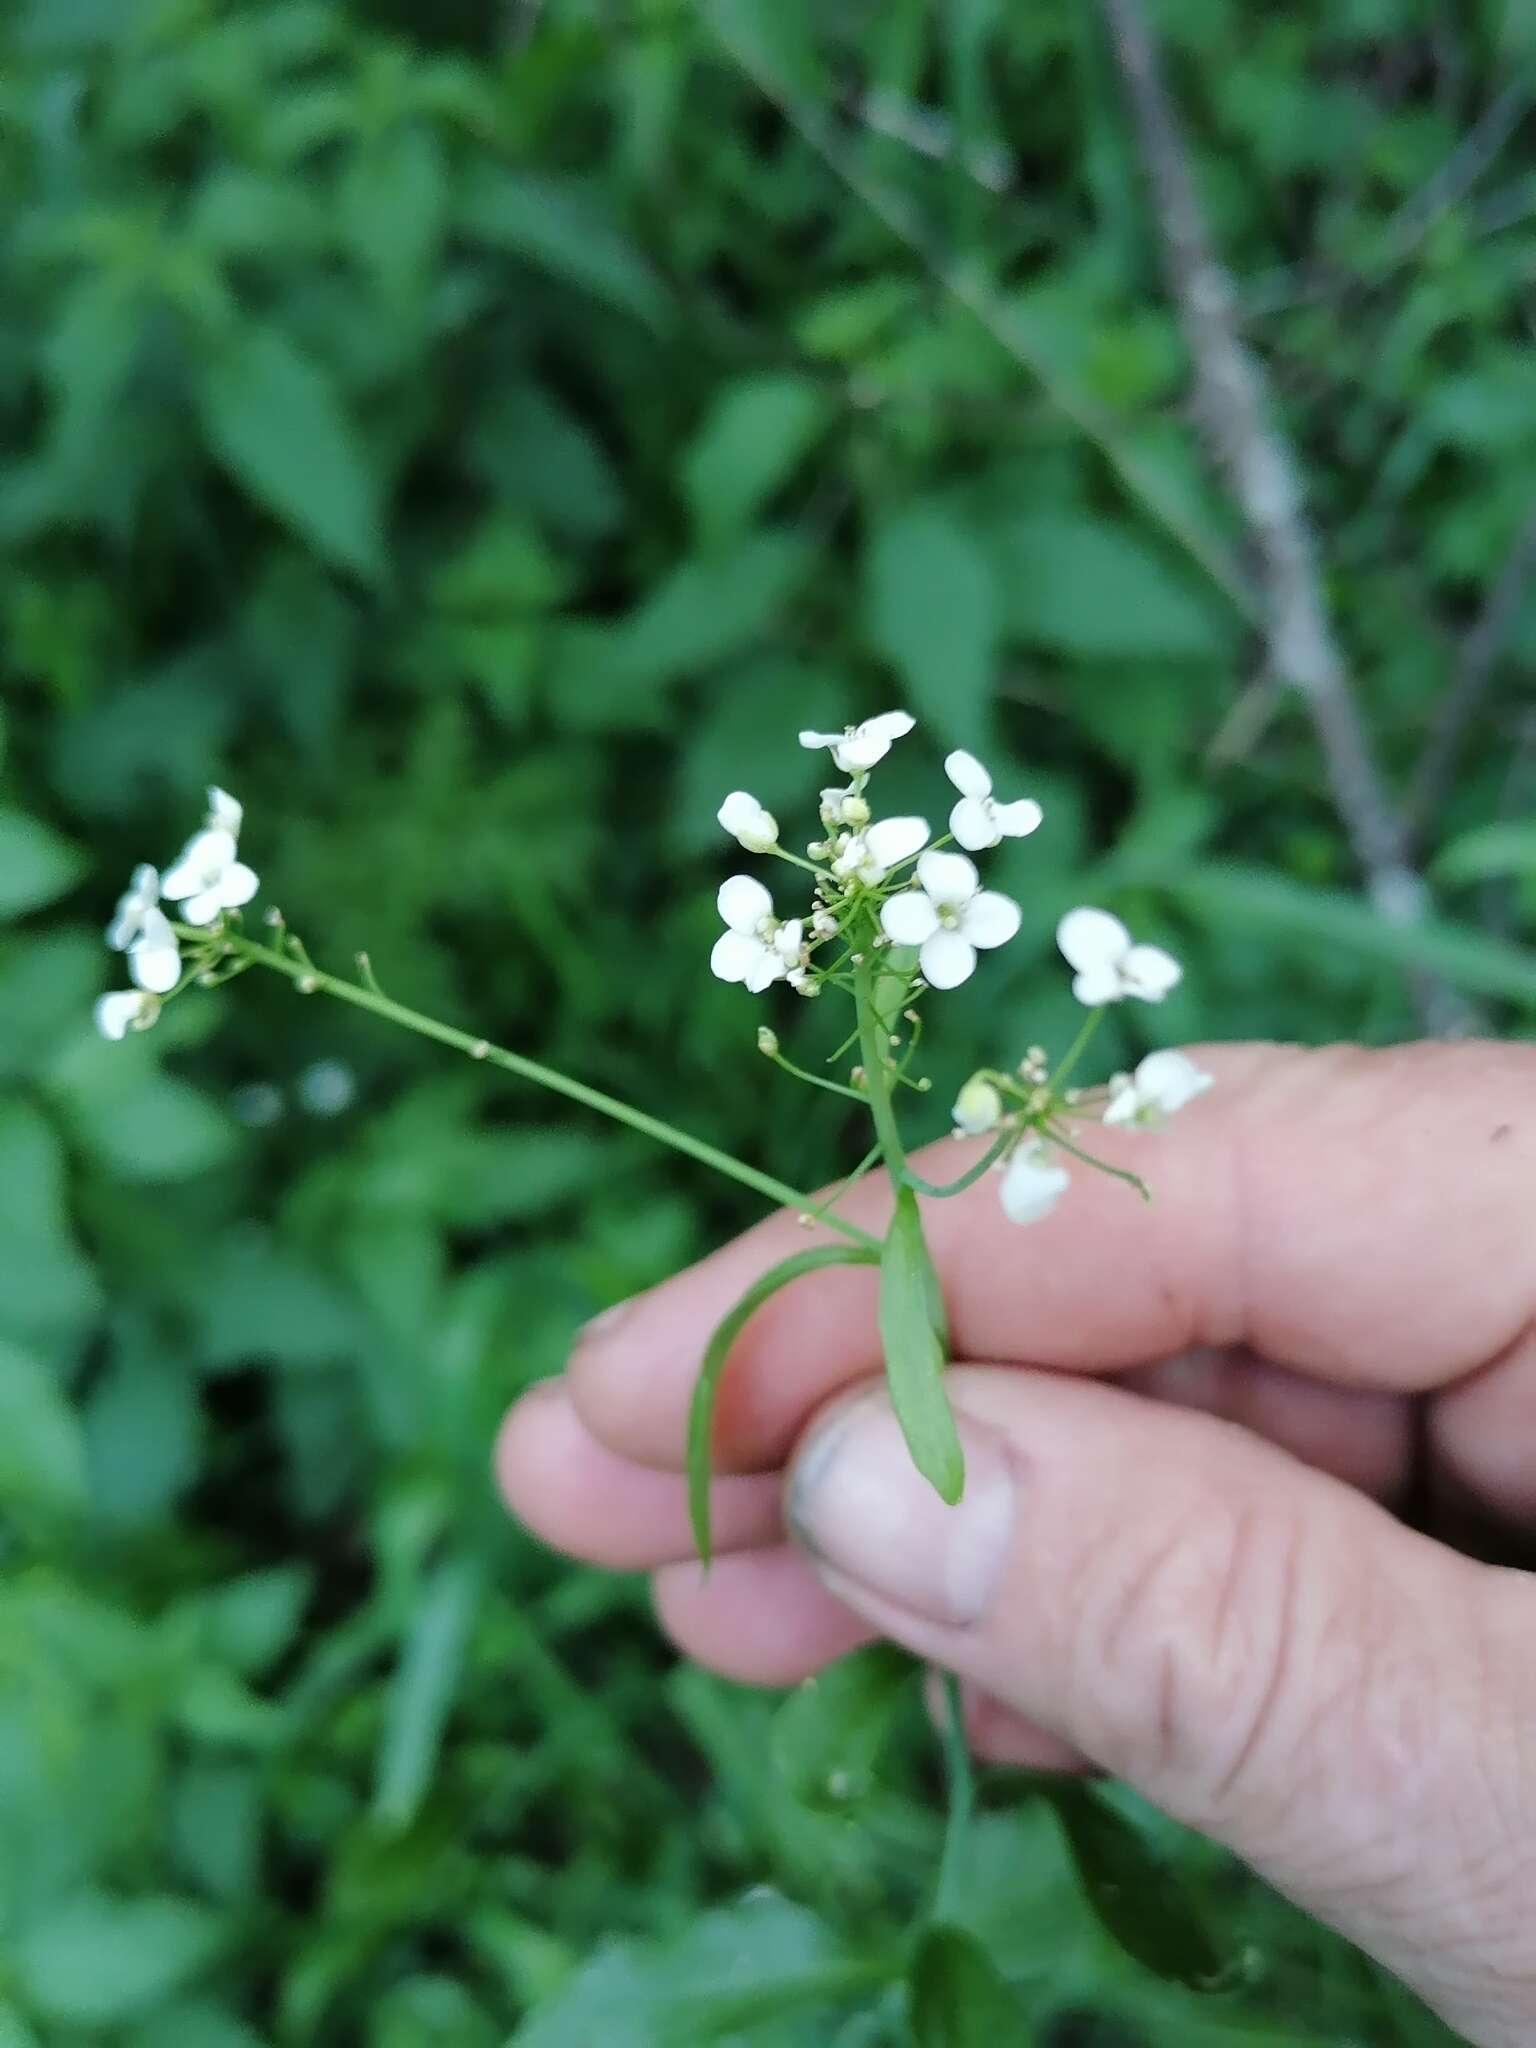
757;1026;780;1057
717;791;779;853
952;1076;1003;1135
840;794;871;828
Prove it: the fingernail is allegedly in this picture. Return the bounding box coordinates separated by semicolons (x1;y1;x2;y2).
787;1392;1016;1627
574;1295;641;1347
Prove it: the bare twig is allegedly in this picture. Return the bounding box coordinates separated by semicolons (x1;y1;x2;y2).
1099;0;1473;1037
1407;509;1536;842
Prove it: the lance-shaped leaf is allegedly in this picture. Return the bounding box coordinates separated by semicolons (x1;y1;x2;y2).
1043;1782;1226;1990
880;1187;963;1504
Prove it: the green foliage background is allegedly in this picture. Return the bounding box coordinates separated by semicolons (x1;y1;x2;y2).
2;0;1533;2040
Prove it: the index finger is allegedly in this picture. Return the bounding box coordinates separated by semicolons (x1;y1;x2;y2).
568;1039;1536;1473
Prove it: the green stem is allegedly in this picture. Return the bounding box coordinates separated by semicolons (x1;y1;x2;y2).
1050;1003;1106;1098
905;1130;1012;1199
1045;1122;1150;1202
765;1046;869;1105
933;1670;974;1924
205;930;880;1252
803;1140;884;1226
853;949;907;1175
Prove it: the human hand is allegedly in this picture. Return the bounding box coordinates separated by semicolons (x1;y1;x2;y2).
497;1041;1536;2047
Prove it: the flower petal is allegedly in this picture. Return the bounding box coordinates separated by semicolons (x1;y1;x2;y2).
162;828;238;900
862;710;915;745
1055;905;1129;974
710;931;758;983
1135;1049;1210;1113
864;814;930;867
837;731;888;771
998;1144;1068;1225
717;874;773;932
961;890;1021;950
207;787;243;836
948;796;998;852
992;797;1043;840
718;791;760;834
1101;1077;1140;1128
943;749;992;800
879;891;940;946
179;886;226;928
129;912;181;994
1122;944;1182;1001
1071;965;1123;1006
744;948;785;994
774;918;804;960
920;929;976;989
94;990;155;1041
915;848;979;907
798;728;843;751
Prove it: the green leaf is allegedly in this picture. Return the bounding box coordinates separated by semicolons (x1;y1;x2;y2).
865;505;997;755
1150;861;1536;1006
907;1926;1029;2045
195;325;385;581
459;166;670;330
16;1892;225;2025
879;1188;963;1505
0;1336;86;1531
0;809;84;921
1433;819;1536;887
683;373;833;546
996;513;1232;660
688;1245;880;1564
201;1565;313;1676
374;1552;482;1828
772;1645;912;1809
1043;1782;1225;1989
0;1094;101;1348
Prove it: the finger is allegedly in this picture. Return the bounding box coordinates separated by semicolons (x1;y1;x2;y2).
568;1041;1536;1476
495;1381;782;1569
786;1367;1536;2047
925;1671;1088;1774
652;1545;873;1686
1120;1347;1411;1499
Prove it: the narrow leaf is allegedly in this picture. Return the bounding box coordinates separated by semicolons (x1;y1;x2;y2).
772;1644;912;1809
688;1244;879;1564
374;1551;482;1828
907;1926;1028;2045
879;1189;963;1504
1043;1782;1225;1989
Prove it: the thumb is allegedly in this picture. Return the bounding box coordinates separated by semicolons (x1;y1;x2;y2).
786;1368;1536;2047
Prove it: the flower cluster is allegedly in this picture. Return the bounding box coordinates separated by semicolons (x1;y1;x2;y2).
712;714;1040;999
96;788;258;1039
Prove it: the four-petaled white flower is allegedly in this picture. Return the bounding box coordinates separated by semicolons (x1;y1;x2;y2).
94;989;161;1040
998;1141;1068;1225
162;823;258;927
710;876;805;994
799;711;915;776
206;786;243;836
880;850;1021;990
1056;906;1181;1006
718;790;779;854
1103;1049;1212;1130
952;1077;1003;1135
944;751;1043;853
106;864;182;994
831;814;929;887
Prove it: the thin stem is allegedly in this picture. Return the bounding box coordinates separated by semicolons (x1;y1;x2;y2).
932;1671;974;1924
853;950;907;1175
1045;1123;1151;1202
1049;1005;1105;1098
906;1130;1012;1199
200;930;880;1252
803;1141;884;1227
764;1046;870;1105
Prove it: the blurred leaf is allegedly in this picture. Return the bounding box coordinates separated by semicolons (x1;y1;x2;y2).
865;505;997;755
83;1347;200;1527
683;373;834;546
1433;820;1536;886
907;1926;1029;2044
460;167;670;329
195;327;385;582
16;1891;226;2025
996;513;1232;660
374;1551;482;1829
772;1646;912;1809
1043;1783;1225;1989
0;1094;101;1347
202;1566;313;1676
879;1188;962;1506
688;1244;879;1563
0;1337;86;1531
0;809;83;921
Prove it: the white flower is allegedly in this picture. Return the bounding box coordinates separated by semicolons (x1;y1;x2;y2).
998;1141;1069;1225
1056;906;1182;1006
944;751;1044;853
953;1077;1003;1135
710;876;805;994
821;788;871;830
106;863;181;994
94;989;161;1040
718;790;779;853
879;850;1021;990
206;786;243;836
799;711;915;776
1103;1050;1213;1130
162;826;259;927
830;814;929;886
